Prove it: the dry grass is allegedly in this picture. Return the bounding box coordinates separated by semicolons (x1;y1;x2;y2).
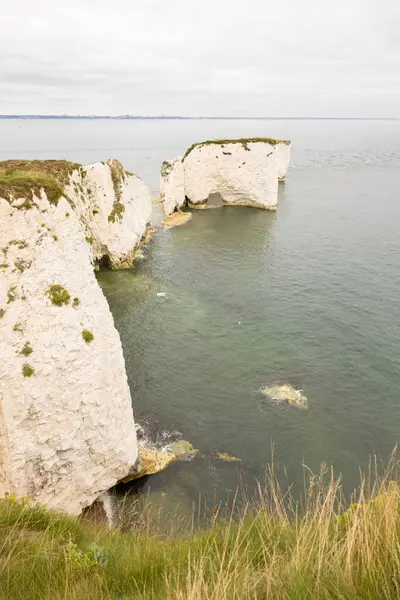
0;453;400;599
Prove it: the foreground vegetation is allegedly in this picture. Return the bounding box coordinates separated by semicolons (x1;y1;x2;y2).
1;456;400;599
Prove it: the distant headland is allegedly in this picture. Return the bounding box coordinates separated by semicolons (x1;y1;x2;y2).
0;115;399;120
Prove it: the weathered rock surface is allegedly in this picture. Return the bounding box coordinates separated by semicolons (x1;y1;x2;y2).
124;440;198;481
0;159;152;515
160;138;291;213
160;157;185;216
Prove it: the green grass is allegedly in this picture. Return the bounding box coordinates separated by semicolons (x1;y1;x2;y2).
0;160;80;206
0;458;399;599
182;137;291;160
108;160;126;223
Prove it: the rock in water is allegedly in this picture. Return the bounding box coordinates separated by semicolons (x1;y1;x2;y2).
167;440;198;459
123;440;198;481
162;211;192;229
160;137;291;214
260;384;308;409
214;452;242;463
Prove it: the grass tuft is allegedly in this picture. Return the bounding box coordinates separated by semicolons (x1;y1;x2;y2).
0;457;399;599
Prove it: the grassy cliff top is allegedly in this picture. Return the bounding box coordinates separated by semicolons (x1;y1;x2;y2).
0;465;399;599
0;160;80;205
183;137;291;160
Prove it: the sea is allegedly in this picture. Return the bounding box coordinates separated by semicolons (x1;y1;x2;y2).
2;117;400;520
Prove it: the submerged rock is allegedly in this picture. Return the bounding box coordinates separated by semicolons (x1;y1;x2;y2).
167;440;198;458
125;440;199;481
162;211;192;229
214;452;242;463
127;447;176;480
260;384;308;409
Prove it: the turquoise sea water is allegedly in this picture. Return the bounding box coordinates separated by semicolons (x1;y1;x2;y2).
2;118;400;516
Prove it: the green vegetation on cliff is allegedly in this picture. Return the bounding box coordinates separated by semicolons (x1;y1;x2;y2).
108;160;126;223
0;160;80;206
0;460;399;599
182;137;291;160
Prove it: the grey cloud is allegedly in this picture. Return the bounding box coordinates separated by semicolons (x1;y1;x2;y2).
0;0;399;116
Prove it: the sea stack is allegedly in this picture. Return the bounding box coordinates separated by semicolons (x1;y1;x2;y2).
160;137;291;214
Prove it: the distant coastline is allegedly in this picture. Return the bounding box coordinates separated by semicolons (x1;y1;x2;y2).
0;115;399;121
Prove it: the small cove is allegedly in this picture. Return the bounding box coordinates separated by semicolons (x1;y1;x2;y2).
97;144;400;516
1;116;399;519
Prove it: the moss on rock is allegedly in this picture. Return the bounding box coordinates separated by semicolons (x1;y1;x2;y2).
20;342;33;356
82;329;94;344
7;285;18;303
22;363;34;378
107;160;126;223
14;258;32;273
46;285;71;307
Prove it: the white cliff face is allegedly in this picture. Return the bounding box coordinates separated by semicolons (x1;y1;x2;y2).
160;157;185;215
160;138;291;213
275;142;292;181
66;160;152;268
0;160;151;514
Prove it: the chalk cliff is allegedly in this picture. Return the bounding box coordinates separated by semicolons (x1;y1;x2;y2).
160;157;185;216
0;160;152;515
160;138;291;213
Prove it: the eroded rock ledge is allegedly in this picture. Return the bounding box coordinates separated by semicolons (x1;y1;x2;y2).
0;159;152;515
160;137;291;215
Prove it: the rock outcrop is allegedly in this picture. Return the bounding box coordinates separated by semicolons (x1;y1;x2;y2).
0;159;152;515
260;384;308;409
160;157;185;216
160;138;291;214
122;439;198;482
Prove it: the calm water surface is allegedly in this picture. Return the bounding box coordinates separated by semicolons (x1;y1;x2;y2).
2;118;400;515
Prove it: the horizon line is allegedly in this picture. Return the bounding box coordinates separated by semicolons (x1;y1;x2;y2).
0;115;399;121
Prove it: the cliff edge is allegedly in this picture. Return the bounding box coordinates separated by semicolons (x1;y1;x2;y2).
0;160;152;514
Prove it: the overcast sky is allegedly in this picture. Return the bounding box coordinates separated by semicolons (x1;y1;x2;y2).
1;0;399;117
